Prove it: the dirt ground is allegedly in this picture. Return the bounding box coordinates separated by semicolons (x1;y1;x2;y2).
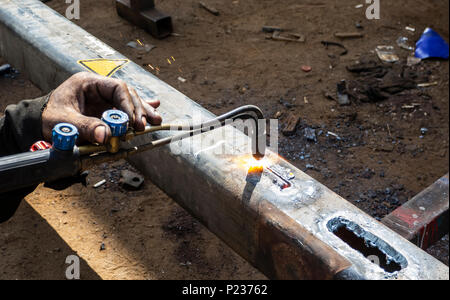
0;0;448;279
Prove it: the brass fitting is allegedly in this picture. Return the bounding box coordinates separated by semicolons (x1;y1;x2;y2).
108;136;121;154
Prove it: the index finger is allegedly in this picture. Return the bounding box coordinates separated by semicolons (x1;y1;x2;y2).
91;76;136;124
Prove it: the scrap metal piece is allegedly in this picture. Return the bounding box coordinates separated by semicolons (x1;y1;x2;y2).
262;26;283;33
337;80;350;106
397;36;414;51
0;63;11;75
417;81;439;88
268;31;305;43
93;179;107;188
116;0;173;39
383;174;449;250
199;1;219;16
120;170;144;190
282;113;300;136
334;32;364;39
375;45;399;63
321;40;348;56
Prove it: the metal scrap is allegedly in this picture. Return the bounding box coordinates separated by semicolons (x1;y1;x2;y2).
93;179;106;188
199;1;219;16
397;37;414;51
304;127;317;142
407;55;421;66
126;41;155;53
417;81;438;88
268;31;305;43
120;170;144;190
0;63;19;78
262;26;283;33
334;32;364;39
282;113;300;136
337;80;350;106
321;41;348;56
0;63;12;75
375;46;399;63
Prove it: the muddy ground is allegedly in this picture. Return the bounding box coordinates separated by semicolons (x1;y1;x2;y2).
0;0;448;279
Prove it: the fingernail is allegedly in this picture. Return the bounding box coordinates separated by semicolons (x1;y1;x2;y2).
94;126;107;144
141;116;147;127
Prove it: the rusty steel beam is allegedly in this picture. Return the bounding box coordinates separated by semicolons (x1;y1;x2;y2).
0;0;448;280
383;174;449;250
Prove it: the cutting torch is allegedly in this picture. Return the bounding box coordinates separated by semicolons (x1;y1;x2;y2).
0;105;266;193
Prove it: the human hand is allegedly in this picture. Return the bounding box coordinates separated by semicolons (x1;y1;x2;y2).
42;72;162;144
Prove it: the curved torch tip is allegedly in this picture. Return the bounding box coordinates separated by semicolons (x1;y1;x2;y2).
252;152;265;161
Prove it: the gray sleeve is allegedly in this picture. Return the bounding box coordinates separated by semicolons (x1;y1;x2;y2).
0;93;51;223
0;93;51;156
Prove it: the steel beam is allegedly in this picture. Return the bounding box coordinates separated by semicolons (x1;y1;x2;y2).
383;174;449;250
115;0;173;39
0;0;448;280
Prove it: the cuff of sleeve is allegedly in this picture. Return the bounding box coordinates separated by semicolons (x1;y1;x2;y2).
4;92;52;152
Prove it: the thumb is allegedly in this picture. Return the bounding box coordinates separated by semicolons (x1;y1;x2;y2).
69;114;111;144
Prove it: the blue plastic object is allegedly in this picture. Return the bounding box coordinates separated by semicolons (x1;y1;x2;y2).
102;110;129;137
52;123;79;151
415;28;449;60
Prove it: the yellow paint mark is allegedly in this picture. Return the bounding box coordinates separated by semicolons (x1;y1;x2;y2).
77;59;130;77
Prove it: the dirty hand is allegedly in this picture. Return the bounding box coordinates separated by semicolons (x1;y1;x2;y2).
42;72;162;144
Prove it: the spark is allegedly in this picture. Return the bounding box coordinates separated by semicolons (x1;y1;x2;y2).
167;58;172;65
137;39;143;46
232;155;272;172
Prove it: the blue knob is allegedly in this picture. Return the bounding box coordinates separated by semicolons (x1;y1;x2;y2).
52;123;79;151
102;110;129;137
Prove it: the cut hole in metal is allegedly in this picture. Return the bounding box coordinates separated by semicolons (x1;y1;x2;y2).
267;165;293;190
327;217;407;273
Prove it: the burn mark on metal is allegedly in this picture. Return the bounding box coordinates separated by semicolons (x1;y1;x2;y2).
261;161;322;210
327;217;408;273
267;164;294;190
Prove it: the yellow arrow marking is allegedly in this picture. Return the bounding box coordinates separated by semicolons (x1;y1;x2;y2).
77;59;130;77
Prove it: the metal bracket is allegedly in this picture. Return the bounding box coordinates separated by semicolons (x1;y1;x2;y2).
115;0;173;39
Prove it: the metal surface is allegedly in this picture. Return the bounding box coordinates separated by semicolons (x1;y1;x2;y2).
0;0;448;280
116;0;173;39
383;174;449;249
